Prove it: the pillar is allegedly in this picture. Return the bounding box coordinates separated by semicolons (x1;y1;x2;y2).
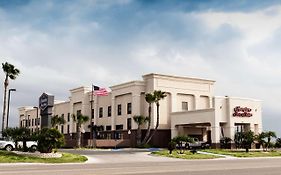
211;122;221;148
111;97;116;130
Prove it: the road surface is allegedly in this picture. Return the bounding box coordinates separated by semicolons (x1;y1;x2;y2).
0;149;281;175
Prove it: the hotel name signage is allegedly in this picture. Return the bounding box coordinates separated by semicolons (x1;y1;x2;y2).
233;106;252;117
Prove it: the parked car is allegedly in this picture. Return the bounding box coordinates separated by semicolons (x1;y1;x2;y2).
0;140;37;151
0;140;15;151
187;138;210;149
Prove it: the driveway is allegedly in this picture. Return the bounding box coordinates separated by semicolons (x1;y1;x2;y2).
60;148;184;164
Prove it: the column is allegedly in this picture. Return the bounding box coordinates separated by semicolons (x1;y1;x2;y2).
209;96;213;108
211;121;220;148
171;125;178;139
111;97;116;130
93;95;98;125
170;92;177;112
194;95;200;110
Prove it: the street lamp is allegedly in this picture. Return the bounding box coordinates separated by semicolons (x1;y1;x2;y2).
6;88;16;128
33;107;39;131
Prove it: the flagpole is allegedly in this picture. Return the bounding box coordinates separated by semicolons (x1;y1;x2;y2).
90;84;94;146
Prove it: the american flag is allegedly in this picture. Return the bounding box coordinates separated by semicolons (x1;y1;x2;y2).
93;85;108;96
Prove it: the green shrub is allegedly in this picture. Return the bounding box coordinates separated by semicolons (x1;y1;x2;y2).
168;141;176;154
220;137;232;149
37;128;64;153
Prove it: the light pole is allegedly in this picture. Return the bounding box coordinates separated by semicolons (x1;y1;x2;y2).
33;107;39;131
6;88;16;129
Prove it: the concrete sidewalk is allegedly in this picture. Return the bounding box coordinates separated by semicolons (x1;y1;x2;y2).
198;151;238;159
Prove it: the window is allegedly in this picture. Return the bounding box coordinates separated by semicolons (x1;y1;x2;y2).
38;118;40;125
91;109;95;119
116;124;123;130
182;102;188;111
61;125;64;134
108;106;111;117
67;113;70;122
67;125;70;134
32;119;34;126
27;115;30;126
117;104;122;115
61;114;65;122
106;125;112;131
127;103;132;114
99;107;103;118
127;118;132;130
77;110;81;116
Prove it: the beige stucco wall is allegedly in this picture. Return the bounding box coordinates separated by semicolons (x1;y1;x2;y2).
171;96;262;144
18;73;262;145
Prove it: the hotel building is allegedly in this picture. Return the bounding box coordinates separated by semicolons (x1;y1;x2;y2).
18;73;262;148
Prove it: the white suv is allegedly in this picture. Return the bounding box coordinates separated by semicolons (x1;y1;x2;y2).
0;140;15;151
0;140;37;151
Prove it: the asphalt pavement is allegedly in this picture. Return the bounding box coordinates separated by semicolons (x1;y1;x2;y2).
1;149;281;175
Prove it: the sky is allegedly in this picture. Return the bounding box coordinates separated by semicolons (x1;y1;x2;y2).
1;0;281;136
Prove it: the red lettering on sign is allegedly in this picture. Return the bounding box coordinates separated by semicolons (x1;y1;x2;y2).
233;106;253;117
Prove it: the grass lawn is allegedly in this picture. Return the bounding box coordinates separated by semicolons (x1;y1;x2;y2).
203;149;281;157
0;151;88;163
152;150;221;159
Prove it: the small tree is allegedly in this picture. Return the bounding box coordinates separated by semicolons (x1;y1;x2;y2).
220;137;232;149
51;115;66;128
234;132;243;149
264;131;276;151
172;135;193;154
36;128;64;153
167;141;176;154
242;131;255;152
72;114;89;148
255;132;266;151
133;115;148;147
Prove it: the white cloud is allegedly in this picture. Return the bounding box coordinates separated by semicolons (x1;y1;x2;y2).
0;1;281;135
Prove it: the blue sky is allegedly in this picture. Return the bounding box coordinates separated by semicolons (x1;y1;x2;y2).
1;0;281;136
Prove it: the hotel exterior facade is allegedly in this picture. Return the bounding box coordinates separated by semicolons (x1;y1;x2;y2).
18;73;262;148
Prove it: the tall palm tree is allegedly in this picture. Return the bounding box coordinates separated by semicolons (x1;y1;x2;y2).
72;114;89;148
142;93;155;144
2;62;20;133
146;90;166;144
51;115;66;128
133;115;148;147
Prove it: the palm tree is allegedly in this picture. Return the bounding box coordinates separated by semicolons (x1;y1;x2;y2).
51;115;66;128
142;93;155;144
133;115;148;147
72;114;89;148
255;132;266;151
1;62;20;132
146;90;166;144
264;131;277;151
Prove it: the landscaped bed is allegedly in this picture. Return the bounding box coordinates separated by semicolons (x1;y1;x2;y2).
203;149;281;157
152;150;221;159
0;150;88;163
